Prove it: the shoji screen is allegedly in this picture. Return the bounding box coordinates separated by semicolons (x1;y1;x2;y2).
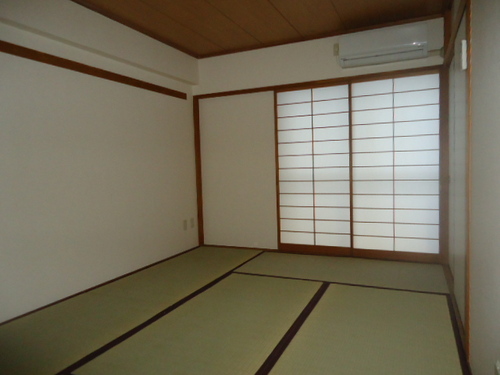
276;72;440;255
277;85;350;248
352;74;440;254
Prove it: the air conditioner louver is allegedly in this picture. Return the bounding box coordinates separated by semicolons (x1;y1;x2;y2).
338;23;428;68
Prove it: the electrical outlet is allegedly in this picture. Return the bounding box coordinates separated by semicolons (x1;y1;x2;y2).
183;219;188;231
495;360;500;375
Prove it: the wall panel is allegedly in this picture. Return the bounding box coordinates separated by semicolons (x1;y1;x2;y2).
0;52;197;323
199;92;278;249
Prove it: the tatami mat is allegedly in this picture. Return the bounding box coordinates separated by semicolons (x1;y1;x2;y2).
73;274;320;375
237;251;448;293
270;284;463;375
0;246;260;375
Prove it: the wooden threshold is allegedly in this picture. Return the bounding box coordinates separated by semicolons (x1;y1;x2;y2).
278;244;441;264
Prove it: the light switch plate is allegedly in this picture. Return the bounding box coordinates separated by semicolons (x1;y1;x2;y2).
495;360;500;375
461;39;468;71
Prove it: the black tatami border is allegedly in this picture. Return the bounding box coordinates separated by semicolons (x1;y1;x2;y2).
255;282;329;375
60;250;264;374
234;270;450;296
54;248;467;375
446;295;473;375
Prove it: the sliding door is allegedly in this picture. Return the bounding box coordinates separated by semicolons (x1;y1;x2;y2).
276;71;441;259
277;85;351;251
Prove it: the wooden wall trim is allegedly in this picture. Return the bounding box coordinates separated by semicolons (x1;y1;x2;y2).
274;91;282;251
0;40;187;100
440;66;451;265
277;243;441;264
195;65;443;100
443;264;467;341
443;0;467;66
193;97;205;245
348;84;355;255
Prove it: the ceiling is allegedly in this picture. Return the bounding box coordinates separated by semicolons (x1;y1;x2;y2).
72;0;450;59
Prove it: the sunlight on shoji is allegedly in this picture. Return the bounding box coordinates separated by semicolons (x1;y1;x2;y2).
315;207;350;221
354;195;394;209
279;181;313;194
353;138;393;152
353;108;393;125
354;208;393;223
394;74;439;92
316;233;351;247
279;155;312;168
313;85;348;100
281;219;314;232
280;194;314;207
314;167;350;181
278;129;312;143
395;238;439;253
277;89;311;105
353;180;393;194
395;209;439;225
354;236;394;251
395;120;439;136
352;152;393;167
279;168;313;181
352;79;393;96
353;166;393;180
395;180;439;194
314;153;349;168
395;150;439;165
313;99;349;115
278;102;312;117
314;140;350;154
353;123;393;138
313;126;349;141
315;220;351;233
313;113;349;127
278;116;312;130
315;194;350;207
314;180;350;193
281;231;314;245
394;89;439;107
278;73;440;253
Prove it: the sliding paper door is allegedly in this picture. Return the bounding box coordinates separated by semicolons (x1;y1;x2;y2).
277;85;350;249
277;72;440;257
352;75;440;254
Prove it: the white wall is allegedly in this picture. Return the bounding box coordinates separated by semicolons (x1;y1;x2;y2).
0;0;198;89
448;17;468;325
195;18;443;95
469;0;500;373
200;93;278;249
197;20;444;250
0;0;199;323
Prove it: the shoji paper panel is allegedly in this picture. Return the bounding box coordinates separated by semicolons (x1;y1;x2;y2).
277;73;440;254
277;85;350;247
352;73;440;253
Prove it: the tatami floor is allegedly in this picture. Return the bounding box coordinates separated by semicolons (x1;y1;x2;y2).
0;246;469;374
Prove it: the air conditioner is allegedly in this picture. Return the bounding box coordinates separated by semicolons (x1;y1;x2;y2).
338;23;428;68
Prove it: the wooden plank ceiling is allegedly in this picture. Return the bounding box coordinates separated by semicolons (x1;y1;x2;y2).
72;0;450;58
